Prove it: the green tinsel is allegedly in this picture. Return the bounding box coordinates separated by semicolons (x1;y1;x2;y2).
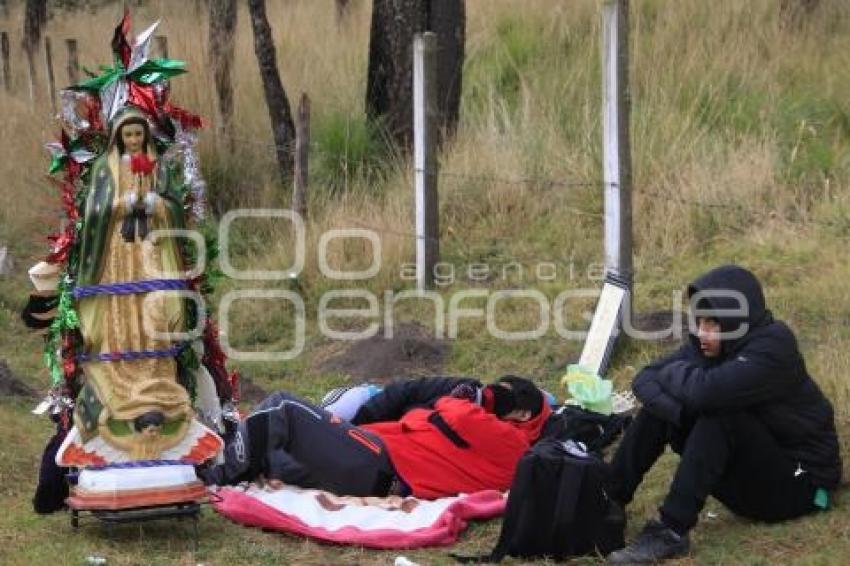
48;154;66;176
76;58;186;93
176;346;199;403
44;275;80;387
131;58;187;84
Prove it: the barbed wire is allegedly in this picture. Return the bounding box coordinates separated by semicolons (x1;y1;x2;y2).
29;131;850;283
436;170;601;189
211;130;849;235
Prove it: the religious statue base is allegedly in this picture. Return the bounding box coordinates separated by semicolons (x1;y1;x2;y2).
67;462;207;511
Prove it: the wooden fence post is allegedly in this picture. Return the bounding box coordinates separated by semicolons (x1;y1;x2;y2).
335;0;351;27
0;32;10;92
601;0;633;310
209;0;237;141
65;38;78;84
292;93;310;221
25;42;38;103
155;35;168;58
413;32;439;290
44;35;56;111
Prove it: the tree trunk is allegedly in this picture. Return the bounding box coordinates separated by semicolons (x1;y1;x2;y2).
365;0;427;150
430;0;465;138
22;0;47;102
365;0;465;151
780;0;820;29
247;0;295;184
336;0;351;27
209;0;238;140
23;0;46;46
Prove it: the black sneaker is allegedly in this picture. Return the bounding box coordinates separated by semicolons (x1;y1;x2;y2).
607;518;690;564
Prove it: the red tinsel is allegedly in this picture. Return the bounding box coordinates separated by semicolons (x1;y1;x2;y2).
46;178;77;263
164;102;203;130
127;82;203;131
128;82;157;117
130;153;155;175
203;320;227;366
61;333;76;380
86;97;104;133
49;178;80;221
111;8;132;68
65;159;82;183
202;319;239;402
46;227;75;265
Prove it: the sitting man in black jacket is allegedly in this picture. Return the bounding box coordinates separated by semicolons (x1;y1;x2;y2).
608;265;842;564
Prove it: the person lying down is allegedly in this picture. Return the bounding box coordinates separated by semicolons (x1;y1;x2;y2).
198;376;551;499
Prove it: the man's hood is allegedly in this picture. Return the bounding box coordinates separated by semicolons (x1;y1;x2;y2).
686;264;772;357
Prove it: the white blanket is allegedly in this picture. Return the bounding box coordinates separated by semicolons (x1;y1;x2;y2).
213;483;506;549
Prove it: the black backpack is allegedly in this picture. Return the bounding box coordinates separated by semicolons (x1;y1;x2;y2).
454;438;625;563
541;405;631;452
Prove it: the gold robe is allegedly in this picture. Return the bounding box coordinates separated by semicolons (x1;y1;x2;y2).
76;111;193;460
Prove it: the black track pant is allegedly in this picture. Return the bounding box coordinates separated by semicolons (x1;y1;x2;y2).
205;391;398;496
611;410;817;533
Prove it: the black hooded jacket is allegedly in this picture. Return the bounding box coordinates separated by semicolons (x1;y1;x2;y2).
632;265;842;489
350;376;482;425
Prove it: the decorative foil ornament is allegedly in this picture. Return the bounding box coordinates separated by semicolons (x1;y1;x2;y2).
128;20;160;74
100;78;129;125
69;148;97;164
174;126;207;221
153;80;170;106
221;401;241;424
59;90;93;138
32;390;75;416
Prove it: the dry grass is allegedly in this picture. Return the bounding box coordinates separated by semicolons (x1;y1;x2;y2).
0;0;849;563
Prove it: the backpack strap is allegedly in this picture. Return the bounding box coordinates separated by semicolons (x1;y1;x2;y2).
427;412;470;448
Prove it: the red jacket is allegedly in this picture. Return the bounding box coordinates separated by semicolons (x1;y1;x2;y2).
362;396;551;499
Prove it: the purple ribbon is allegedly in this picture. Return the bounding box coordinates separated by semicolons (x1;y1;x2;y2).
77;342;189;363
86;460;189;471
73;278;189;300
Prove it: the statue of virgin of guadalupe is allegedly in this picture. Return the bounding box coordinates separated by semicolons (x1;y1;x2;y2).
57;106;222;464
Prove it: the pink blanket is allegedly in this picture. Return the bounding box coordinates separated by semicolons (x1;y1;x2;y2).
212;484;506;549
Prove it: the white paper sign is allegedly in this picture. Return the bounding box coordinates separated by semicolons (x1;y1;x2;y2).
578;279;627;376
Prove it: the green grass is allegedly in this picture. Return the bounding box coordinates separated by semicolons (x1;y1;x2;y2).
312;111;393;196
2;0;850;563
2;240;849;564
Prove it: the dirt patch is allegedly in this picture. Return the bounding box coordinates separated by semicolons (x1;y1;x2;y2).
318;322;450;382
0;360;38;399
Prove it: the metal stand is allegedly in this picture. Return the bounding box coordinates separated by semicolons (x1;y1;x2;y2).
69;502;202;552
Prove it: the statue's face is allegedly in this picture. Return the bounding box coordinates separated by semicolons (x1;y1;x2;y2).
121;122;146;155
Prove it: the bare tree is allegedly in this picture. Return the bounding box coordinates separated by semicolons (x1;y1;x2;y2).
430;0;465;139
366;0;425;150
780;0;820;29
209;0;238;140
22;0;47;101
335;0;351;27
22;1;47;52
247;0;295;183
365;0;465;150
